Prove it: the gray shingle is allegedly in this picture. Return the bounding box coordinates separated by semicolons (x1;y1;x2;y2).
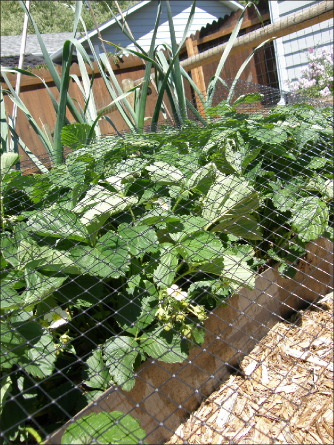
1;32;81;57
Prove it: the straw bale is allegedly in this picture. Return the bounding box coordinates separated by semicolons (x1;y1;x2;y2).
166;291;333;444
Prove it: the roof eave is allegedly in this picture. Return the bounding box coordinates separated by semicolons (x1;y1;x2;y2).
74;1;151;45
219;1;244;12
50;0;243;61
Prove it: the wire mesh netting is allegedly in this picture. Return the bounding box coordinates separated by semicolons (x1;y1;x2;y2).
1;81;333;445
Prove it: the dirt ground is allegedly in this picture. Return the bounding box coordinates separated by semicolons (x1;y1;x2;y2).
166;291;333;444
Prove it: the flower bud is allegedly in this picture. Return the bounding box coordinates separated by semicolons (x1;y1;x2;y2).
164;322;173;332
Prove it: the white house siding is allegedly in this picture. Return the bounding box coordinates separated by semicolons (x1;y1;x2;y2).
269;1;334;91
82;1;237;56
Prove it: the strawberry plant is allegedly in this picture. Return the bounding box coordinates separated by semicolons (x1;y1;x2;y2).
0;98;333;443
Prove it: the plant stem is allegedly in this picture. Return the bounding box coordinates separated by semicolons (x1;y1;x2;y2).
130;208;136;223
172;189;188;212
276;231;293;249
1;197;6;231
24;427;43;444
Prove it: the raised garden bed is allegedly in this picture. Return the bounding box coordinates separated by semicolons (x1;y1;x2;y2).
166;291;334;444
47;237;333;444
1;100;333;444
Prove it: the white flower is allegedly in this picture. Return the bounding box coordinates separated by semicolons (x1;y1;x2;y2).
167;284;188;301
155;198;169;211
44;307;69;329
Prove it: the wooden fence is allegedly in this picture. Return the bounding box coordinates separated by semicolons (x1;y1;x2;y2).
1;1;333;173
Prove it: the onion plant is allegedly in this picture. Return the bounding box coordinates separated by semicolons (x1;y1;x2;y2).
1;0;275;170
1;1;141;168
108;1;274;126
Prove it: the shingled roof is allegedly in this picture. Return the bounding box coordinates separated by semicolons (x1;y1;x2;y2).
1;32;81;57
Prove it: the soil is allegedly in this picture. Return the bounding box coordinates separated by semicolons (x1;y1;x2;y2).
166;291;333;444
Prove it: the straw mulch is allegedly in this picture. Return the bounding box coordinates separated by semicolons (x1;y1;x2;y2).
166;291;333;444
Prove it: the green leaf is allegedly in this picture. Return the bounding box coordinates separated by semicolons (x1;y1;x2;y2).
77;188;138;244
1;283;25;311
249;123;288;145
137;208;182;226
145;162;185;185
190;326;206;345
0;374;12;415
176;231;224;265
153;243;179;288
22;268;67;308
232;93;264;106
206;3;250;108
115;282;159;335
47;162;86;190
285;242;306;263
290;197;329;241
195;257;225;276
169;216;208;243
61;123;95;150
1;152;21;178
151;1;197;130
278;262;298;279
211;215;263;240
186;162;217;190
0;374;26;441
82;348;110;390
272;184;299;212
17;1;83;126
118;224;159;258
69;241;130;279
195;254;255;291
202;175;260;225
31;246;81;275
223;138;262;174
1;85;10;153
140;325;189;363
36;295;58;318
103;336;139;392
105;171;141;194
1;320;28;349
306;157;328;170
322;226;333;242
67;160;87;183
1;234;19;268
19;334;56;378
16;375;45;416
27;209;90;243
73;185;138;220
62;411;147;445
322;179;333;200
225;140;242;174
222;254;255;291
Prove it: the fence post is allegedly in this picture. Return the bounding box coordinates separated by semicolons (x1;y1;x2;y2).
185;37;207;118
122;78;135;110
